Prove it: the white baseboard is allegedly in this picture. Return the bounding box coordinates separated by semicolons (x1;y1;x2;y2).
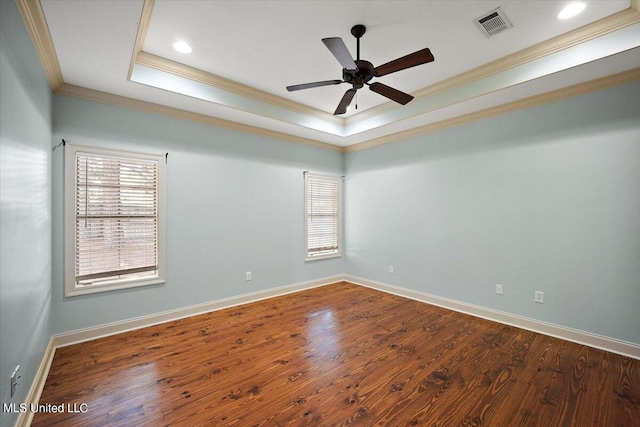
345;275;640;360
14;338;56;427
53;275;343;348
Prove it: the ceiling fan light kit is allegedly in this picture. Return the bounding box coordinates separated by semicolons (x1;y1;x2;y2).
286;25;435;115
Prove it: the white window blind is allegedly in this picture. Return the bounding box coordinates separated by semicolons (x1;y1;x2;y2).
65;145;165;296
305;172;341;260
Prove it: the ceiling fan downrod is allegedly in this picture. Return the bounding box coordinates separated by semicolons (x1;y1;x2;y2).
351;24;366;61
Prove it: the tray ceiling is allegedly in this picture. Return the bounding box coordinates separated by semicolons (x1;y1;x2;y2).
21;0;640;149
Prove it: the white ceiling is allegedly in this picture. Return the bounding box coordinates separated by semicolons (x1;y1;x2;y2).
38;0;640;148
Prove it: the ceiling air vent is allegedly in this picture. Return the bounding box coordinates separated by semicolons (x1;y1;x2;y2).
474;7;513;38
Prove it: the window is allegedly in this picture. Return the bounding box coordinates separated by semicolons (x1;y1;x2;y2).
305;172;341;260
65;144;165;296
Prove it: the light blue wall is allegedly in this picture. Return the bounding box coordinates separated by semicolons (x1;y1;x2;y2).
345;81;640;345
0;1;53;425
51;95;344;334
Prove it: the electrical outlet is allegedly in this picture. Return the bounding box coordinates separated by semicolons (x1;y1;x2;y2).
388;265;394;274
10;365;20;398
246;271;252;281
495;284;503;295
535;291;544;304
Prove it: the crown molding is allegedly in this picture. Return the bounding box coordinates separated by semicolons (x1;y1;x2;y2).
15;0;640;154
56;67;640;156
55;83;343;152
348;6;640;125
344;67;640;153
127;0;155;80
131;0;341;127
135;5;640;131
15;0;64;90
135;51;343;127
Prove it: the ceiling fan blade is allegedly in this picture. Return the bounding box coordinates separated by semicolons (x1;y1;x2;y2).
334;88;357;115
322;37;357;70
369;82;414;105
286;80;343;92
374;48;434;77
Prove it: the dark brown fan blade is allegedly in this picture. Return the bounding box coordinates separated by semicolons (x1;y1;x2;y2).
286;80;343;92
334;88;357;115
369;82;414;105
374;48;434;77
322;37;358;70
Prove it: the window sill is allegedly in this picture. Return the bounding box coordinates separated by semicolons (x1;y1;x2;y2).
305;253;341;262
65;276;165;297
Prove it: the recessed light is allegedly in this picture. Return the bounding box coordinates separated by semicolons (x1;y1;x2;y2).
557;2;586;20
173;41;192;54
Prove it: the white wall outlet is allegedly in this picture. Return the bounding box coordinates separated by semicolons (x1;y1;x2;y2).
246;271;252;281
388;265;394;274
495;284;503;295
10;365;20;398
534;291;544;304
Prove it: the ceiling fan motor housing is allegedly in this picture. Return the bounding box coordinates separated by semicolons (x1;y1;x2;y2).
343;60;375;89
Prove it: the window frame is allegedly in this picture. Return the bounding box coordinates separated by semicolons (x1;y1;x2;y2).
304;172;342;261
64;144;166;297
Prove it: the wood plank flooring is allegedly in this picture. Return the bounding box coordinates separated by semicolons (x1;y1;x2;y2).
32;282;640;426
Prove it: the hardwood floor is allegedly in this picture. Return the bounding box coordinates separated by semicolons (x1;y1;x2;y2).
33;282;639;426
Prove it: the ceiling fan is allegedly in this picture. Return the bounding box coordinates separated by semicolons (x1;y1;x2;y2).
286;25;435;115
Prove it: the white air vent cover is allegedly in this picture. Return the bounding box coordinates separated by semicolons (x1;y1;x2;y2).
474;7;513;38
